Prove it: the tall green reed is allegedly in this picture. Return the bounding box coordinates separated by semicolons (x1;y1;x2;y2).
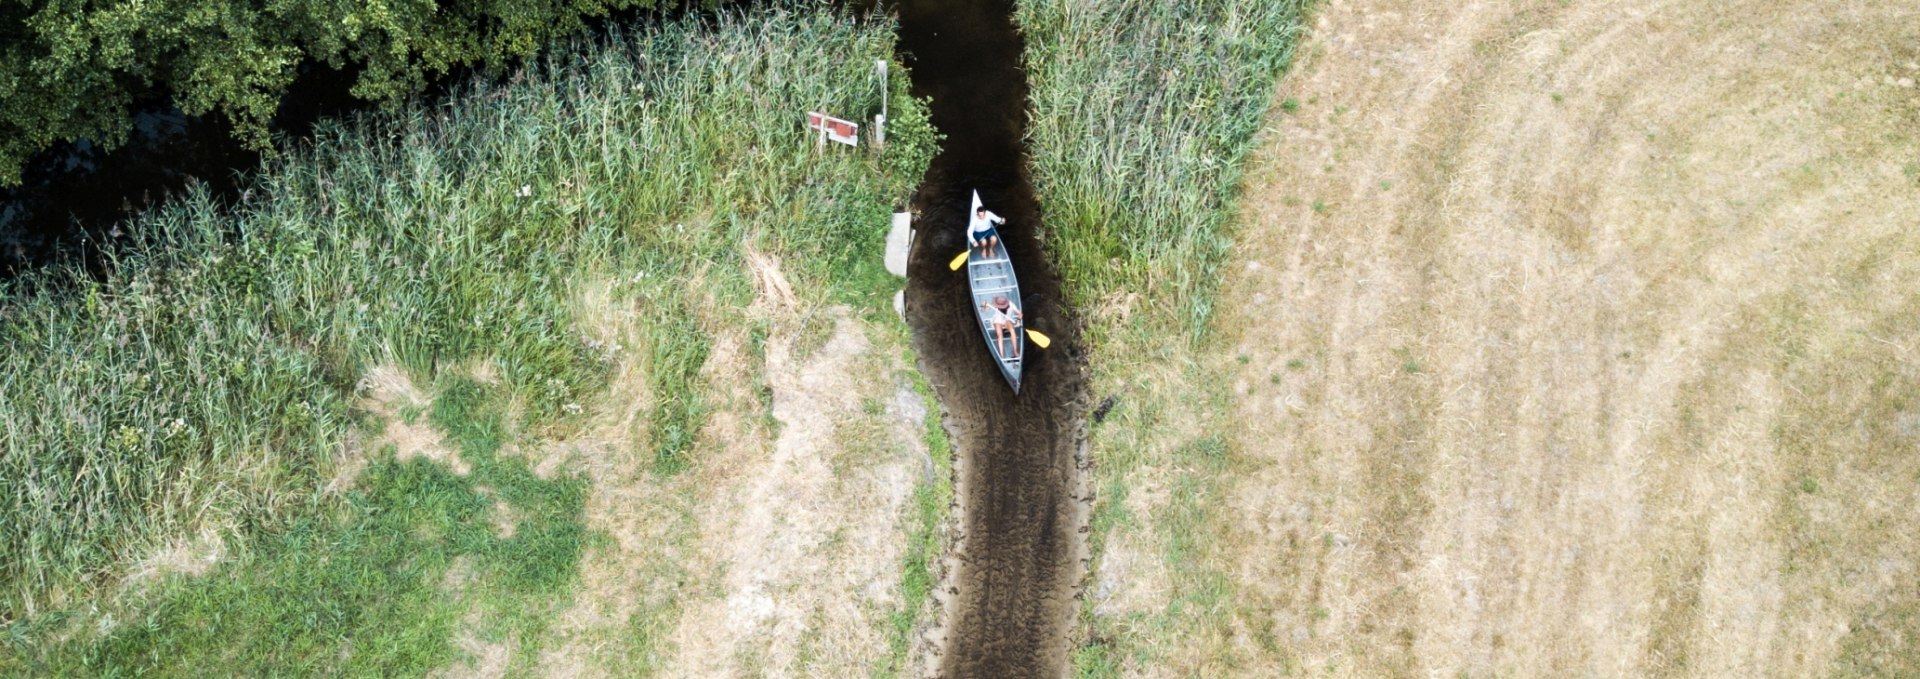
0;5;934;618
1016;0;1309;345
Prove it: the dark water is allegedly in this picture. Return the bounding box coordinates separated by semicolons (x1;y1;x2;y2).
0;63;367;278
889;0;1093;675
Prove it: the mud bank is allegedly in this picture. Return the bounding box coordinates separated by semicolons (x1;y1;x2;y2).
891;0;1093;676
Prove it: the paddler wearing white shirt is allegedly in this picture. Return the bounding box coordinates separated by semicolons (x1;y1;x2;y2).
980;295;1022;359
969;206;1007;260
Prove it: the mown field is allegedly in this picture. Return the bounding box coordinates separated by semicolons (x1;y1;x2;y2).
1026;0;1920;676
1;7;951;677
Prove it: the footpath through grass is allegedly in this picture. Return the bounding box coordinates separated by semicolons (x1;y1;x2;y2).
1015;0;1311;674
0;4;936;669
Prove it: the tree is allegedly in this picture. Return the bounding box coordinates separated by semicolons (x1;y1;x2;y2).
0;0;672;186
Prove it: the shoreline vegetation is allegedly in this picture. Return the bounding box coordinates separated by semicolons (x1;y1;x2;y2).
1015;0;1312;673
3;6;944;674
1019;0;1311;346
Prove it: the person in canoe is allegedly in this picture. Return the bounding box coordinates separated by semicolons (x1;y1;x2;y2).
980;295;1023;359
969;205;1007;259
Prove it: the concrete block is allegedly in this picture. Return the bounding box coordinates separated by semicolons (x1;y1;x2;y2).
885;211;912;277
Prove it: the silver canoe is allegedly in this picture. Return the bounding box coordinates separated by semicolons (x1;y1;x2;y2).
965;190;1025;393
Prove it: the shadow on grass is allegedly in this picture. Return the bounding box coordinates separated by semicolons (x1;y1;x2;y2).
7;376;586;677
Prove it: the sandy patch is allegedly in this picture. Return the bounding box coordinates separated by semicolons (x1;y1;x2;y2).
536;445;685;678
423;554;512;679
474;487;518;540
122;524;227;591
437;628;511;679
356;363;469;476
538;254;928;677
388;420;468;475
1168;0;1920;676
664;307;922;676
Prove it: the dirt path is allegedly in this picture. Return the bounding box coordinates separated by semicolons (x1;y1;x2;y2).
893;0;1093;676
1192;0;1920;675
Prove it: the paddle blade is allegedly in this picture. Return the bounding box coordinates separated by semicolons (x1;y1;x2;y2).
1025;329;1052;349
948;251;969;270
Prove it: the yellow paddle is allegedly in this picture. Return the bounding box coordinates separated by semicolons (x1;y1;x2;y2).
1025;329;1051;349
948;250;969;270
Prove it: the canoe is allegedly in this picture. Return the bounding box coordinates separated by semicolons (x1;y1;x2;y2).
965;190;1025;393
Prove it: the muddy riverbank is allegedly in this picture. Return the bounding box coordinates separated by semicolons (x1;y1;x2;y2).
892;0;1093;675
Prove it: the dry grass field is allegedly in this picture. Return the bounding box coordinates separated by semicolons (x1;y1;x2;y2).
1083;0;1920;676
527;262;941;678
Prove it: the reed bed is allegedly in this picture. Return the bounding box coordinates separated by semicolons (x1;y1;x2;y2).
1017;0;1309;343
1015;1;1312;675
0;6;933;620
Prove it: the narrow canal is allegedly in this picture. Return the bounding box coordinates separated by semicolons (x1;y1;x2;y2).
891;0;1093;675
2;1;1094;672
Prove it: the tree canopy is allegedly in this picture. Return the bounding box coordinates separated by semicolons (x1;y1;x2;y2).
0;0;672;186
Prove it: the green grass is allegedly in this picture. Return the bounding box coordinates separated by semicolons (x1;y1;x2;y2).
1017;0;1312;345
2;377;585;676
873;356;954;678
642;288;712;477
1015;0;1313;673
0;3;934;630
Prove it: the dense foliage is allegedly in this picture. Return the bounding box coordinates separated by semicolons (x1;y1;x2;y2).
0;5;932;621
1018;0;1309;342
0;0;687;185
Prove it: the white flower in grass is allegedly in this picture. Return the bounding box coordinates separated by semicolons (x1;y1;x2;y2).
516;184;533;198
562;403;583;415
113;425;143;448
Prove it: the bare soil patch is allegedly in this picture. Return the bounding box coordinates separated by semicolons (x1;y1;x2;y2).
1172;0;1920;675
434;611;512;679
537;258;933;677
665;308;925;676
359;363;469;476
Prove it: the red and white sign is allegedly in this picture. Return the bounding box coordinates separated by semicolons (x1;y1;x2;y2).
807;112;860;146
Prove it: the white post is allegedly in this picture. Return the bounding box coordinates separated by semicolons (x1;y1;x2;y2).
876;60;888;119
873;60;888;150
